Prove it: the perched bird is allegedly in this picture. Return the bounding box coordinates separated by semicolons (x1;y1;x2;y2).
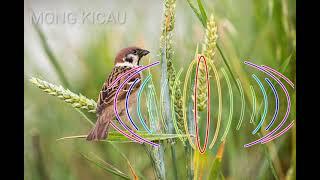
86;46;150;141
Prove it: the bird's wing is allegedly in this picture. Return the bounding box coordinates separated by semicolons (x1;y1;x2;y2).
96;66;141;115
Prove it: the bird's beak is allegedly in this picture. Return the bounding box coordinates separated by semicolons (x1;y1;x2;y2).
139;49;150;57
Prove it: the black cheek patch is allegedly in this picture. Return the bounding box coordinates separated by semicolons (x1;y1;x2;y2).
125;56;133;63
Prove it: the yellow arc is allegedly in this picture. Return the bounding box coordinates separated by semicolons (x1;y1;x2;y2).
208;61;222;149
183;60;196;149
183;59;222;150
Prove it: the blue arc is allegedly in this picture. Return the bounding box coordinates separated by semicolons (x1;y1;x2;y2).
252;74;268;134
264;78;279;130
137;75;153;133
125;78;141;130
114;61;160;147
243;61;291;147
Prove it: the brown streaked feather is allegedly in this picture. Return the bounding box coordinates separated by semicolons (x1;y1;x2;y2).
96;66;140;115
86;108;112;140
87;65;141;140
87;46;149;141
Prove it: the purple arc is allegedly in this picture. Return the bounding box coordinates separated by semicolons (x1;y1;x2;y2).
243;61;291;147
264;78;279;130
262;121;295;143
108;67;144;143
261;65;295;89
125;78;141;131
114;61;160;147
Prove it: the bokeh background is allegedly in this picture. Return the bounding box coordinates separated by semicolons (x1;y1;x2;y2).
24;0;296;179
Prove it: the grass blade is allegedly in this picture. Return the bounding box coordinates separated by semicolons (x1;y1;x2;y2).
57;132;192;142
186;0;206;27
109;143;139;180
80;153;130;179
216;44;241;94
196;0;208;26
207;142;225;180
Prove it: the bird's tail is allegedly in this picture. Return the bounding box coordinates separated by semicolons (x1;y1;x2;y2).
86;114;111;141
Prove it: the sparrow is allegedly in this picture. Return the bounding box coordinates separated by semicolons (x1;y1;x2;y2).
86;46;150;141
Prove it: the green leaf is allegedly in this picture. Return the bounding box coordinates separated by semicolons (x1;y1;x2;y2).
81;153;130;179
57;131;192;142
207;158;222;180
279;49;295;74
216;44;241;94
207;142;225;180
186;0;206;27
197;0;208;26
109;143;140;180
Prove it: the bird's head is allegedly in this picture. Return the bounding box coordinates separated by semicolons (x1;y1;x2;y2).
114;46;150;67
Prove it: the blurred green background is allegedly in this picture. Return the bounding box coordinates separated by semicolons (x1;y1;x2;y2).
24;0;296;179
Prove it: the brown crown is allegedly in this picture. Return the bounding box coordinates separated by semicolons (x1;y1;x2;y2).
114;46;140;64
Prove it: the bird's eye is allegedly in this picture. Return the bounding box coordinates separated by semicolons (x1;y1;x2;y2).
132;50;137;55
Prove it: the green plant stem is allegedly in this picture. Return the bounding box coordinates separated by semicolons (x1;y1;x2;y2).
144;144;166;180
288;53;296;180
81;153;130;180
185;76;195;180
287;125;296;180
160;47;177;180
251;117;280;180
262;144;280;180
159;1;181;178
216;44;241;94
184;143;194;180
32;131;50;180
257;136;287;179
186;0;203;24
138;47;167;180
196;0;207;26
170;146;179;180
160;32;179;180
